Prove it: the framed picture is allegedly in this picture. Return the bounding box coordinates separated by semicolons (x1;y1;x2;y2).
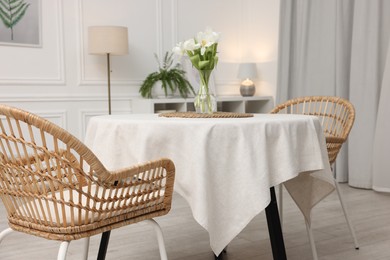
0;0;41;47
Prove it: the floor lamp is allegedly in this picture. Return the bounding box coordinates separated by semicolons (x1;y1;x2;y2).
88;26;129;115
88;26;128;258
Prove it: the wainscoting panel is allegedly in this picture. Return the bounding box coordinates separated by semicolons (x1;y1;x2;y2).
0;0;65;85
0;96;132;140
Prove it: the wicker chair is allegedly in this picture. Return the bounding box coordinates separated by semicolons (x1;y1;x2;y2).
0;104;175;260
271;96;359;260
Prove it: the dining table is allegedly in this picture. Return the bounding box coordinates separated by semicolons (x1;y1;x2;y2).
84;112;335;259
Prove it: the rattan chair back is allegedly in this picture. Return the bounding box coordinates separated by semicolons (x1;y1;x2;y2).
0;104;175;241
271;96;355;165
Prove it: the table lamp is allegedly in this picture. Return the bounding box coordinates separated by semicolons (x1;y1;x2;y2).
88;26;129;114
237;63;258;97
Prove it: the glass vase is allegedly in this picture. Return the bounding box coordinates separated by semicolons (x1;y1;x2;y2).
194;70;217;114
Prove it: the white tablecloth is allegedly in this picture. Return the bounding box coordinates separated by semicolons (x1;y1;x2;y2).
84;113;335;255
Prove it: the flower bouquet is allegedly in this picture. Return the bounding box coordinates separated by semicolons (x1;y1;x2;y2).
173;27;220;113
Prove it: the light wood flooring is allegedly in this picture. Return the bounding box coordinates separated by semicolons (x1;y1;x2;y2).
0;184;389;260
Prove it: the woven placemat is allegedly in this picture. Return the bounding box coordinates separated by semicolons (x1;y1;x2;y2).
158;111;254;118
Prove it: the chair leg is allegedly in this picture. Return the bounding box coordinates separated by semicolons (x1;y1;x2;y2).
334;180;359;249
145;219;168;260
82;237;90;260
0;228;13;244
305;221;319;260
57;241;70;260
278;184;284;227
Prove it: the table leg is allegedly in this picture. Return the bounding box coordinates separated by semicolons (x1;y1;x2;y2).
97;231;111;260
214;247;227;259
97;180;118;260
265;187;287;260
97;189;285;260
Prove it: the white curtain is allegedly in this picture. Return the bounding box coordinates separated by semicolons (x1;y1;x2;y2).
372;35;390;192
277;0;390;191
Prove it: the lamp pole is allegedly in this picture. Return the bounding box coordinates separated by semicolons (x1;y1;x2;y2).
106;53;111;115
88;25;128;116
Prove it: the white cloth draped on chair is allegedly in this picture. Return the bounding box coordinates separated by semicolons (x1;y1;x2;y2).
277;0;390;192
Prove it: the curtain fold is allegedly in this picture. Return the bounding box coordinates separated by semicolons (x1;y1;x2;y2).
348;1;383;188
372;42;390;192
277;0;390;191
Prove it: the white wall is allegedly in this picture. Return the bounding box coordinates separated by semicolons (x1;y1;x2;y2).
0;0;280;139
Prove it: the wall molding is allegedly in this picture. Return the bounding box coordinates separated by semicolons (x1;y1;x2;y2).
156;0;163;58
33;110;67;129
0;110;67;131
79;109;106;140
0;0;65;86
77;78;142;86
79;109;132;140
0;94;137;103
171;0;178;46
77;0;163;87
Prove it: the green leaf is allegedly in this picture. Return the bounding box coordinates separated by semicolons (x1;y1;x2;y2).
0;1;8;12
0;0;30;37
0;6;11;27
10;2;28;25
199;60;210;70
189;54;201;70
140;51;195;98
10;0;23;11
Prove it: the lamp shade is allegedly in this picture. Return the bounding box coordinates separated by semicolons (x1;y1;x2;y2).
237;63;258;79
88;26;129;55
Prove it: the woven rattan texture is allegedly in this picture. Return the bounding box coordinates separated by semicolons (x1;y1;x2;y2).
271;96;355;165
159;111;254;118
0;104;175;241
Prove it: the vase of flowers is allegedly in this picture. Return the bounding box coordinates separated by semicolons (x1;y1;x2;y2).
173;27;220;114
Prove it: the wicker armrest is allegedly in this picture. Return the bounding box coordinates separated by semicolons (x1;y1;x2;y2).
106;158;175;184
325;136;345;144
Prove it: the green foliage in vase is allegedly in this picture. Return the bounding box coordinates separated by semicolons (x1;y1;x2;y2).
0;0;30;40
139;52;195;99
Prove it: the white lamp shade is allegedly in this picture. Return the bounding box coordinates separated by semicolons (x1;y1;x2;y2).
237;63;258;79
88;26;129;55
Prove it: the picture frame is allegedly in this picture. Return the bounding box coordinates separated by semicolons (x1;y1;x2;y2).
0;0;41;47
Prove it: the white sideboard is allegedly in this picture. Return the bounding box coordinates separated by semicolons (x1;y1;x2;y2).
131;96;274;114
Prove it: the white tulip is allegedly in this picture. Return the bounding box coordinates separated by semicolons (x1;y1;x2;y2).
183;38;200;51
196;27;220;55
172;27;219;70
172;42;184;56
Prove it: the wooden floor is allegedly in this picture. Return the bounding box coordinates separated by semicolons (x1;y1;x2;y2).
0;184;389;260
